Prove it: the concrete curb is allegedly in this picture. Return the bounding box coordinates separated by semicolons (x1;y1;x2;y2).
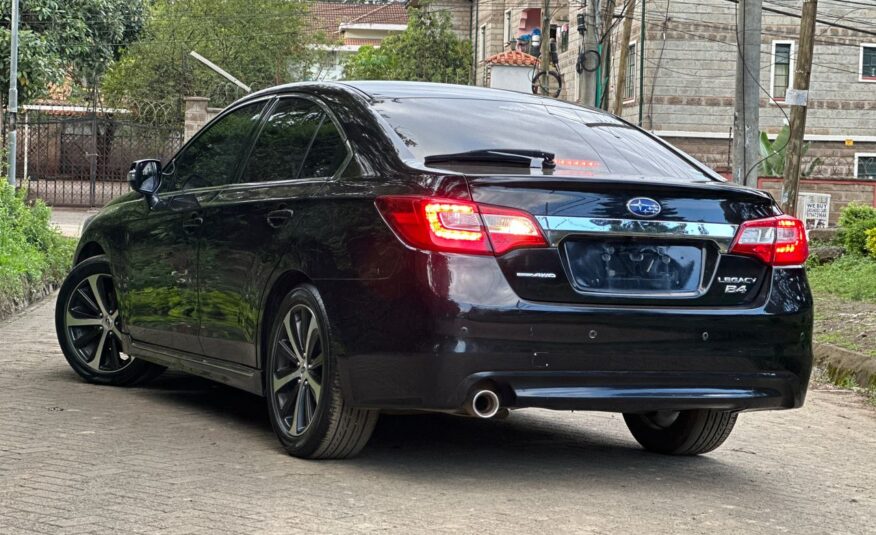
813;342;876;389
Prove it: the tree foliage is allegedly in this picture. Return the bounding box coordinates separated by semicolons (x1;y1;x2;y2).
103;0;320;120
0;0;145;104
343;7;472;84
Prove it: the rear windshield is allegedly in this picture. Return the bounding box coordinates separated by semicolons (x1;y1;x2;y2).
372;98;711;181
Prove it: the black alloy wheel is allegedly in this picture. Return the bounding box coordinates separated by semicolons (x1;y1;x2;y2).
266;284;378;459
271;304;326;437
55;256;165;386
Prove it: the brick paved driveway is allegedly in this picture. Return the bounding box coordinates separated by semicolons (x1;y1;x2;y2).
1;296;874;534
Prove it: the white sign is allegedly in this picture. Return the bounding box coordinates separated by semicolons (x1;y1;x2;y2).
799;193;830;229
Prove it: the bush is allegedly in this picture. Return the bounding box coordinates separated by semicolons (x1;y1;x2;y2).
837;203;876;256
866;227;876;259
0;182;75;312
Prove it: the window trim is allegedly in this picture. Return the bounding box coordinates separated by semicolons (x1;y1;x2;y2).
854;152;876;179
234;93;354;187
623;41;637;104
770;40;795;102
859;44;876;83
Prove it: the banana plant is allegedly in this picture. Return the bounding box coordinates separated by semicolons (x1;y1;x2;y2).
758;125;822;177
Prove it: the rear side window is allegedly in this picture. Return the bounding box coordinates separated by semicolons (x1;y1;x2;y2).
170;101;265;191
242;97;346;183
372;98;708;181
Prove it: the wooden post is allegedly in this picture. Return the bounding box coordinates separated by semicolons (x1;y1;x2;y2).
781;0;818;216
613;0;635;116
541;0;551;95
732;0;763;186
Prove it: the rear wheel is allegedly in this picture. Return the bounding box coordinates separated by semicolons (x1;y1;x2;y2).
266;284;378;459
55;255;165;386
623;409;738;455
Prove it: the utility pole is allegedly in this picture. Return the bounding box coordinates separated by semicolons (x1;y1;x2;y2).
781;0;817;216
579;0;599;106
6;0;20;186
637;0;645;126
598;0;617;109
541;0;551;95
613;0;636;116
732;0;763;186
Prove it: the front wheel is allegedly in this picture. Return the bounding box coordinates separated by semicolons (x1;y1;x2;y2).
623;409;738;455
55;255;165;386
266;284;378;459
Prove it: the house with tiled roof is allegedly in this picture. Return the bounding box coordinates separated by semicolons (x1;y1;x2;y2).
307;1;408;80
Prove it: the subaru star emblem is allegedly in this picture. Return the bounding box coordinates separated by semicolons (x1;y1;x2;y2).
627;197;662;218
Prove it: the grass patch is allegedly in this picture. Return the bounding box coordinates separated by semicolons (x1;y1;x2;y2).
807;254;876;302
0;182;76;318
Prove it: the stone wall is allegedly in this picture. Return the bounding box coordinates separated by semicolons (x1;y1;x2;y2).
758;177;876;225
184;97;223;142
666;136;876;179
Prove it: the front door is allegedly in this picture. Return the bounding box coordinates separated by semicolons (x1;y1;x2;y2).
121;100;267;354
197;96;352;367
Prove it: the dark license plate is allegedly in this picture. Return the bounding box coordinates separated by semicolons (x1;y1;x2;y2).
564;240;704;294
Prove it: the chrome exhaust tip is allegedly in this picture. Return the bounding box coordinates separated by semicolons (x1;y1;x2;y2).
465;389;501;419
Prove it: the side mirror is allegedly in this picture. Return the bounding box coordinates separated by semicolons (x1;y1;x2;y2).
128;159;162;209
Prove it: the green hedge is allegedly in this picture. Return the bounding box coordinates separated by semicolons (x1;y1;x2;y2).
0;182;75;316
837;203;876;257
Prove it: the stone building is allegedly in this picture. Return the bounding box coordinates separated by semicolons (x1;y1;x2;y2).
428;0;876;181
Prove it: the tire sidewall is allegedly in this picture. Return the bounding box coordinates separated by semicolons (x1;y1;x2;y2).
266;284;335;457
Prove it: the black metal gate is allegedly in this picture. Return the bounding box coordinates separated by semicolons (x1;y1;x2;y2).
20;111;181;207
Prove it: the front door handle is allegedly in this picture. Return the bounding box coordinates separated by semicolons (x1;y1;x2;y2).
266;209;294;228
183;212;204;232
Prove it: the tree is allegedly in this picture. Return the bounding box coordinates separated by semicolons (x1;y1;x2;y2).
0;0;145;104
102;0;319;122
343;7;471;84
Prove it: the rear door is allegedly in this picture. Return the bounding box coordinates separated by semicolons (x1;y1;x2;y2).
197;95;351;367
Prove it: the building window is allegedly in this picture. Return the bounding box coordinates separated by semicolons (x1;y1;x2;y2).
771;41;794;100
559;23;569;52
861;45;876;82
624;42;636;101
855;153;876;179
479;24;487;61
504;10;513;46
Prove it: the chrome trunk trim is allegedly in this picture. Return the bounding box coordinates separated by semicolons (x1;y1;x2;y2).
534;216;738;252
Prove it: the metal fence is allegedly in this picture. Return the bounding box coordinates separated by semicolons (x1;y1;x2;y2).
20;112;182;207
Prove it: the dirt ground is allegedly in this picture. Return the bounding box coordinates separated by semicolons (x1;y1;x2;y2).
814;293;876;358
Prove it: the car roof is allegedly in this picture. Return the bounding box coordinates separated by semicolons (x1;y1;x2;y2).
244;80;586;108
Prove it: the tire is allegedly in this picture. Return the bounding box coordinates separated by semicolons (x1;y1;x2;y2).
623;409;738;455
265;284;378;459
55;255;165;386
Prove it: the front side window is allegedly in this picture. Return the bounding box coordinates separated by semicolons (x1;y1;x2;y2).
169;101;265;191
862;45;876;81
857;154;876;179
624;43;636;101
773;42;793;99
241;97;347;183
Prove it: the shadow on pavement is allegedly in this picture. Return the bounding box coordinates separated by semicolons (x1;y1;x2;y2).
55;368;749;488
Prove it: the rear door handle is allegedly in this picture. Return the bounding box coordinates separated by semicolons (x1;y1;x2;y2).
266;209;294;228
183;212;204;232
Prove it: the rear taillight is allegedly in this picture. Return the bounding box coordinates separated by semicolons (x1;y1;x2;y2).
375;196;547;256
729;215;808;266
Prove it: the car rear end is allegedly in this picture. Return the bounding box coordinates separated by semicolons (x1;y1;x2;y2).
338;88;813;417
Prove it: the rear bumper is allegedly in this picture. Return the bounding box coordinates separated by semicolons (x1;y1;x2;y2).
319;253;813;413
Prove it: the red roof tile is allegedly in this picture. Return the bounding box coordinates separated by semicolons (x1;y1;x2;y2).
307;2;407;40
486;50;539;66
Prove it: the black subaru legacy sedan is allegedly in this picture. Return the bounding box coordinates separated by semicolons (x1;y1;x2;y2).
55;81;812;459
